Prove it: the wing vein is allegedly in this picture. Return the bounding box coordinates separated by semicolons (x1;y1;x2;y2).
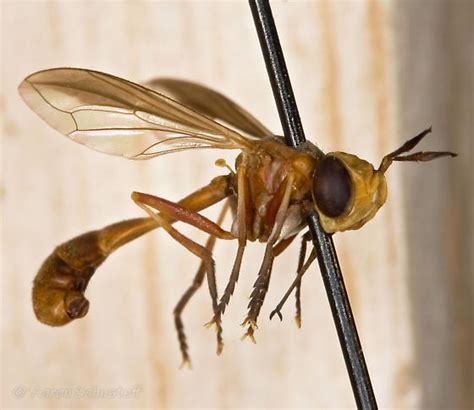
19;68;260;160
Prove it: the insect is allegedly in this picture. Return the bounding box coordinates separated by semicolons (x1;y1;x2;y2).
19;68;456;366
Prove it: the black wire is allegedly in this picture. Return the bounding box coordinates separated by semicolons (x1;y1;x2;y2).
249;1;377;408
249;1;305;148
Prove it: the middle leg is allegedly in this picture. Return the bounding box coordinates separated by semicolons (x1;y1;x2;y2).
207;161;248;332
242;174;295;341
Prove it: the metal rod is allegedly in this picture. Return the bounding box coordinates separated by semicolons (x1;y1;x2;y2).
249;1;377;408
306;213;377;409
249;1;305;148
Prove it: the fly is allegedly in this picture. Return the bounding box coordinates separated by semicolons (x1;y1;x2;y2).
18;68;456;366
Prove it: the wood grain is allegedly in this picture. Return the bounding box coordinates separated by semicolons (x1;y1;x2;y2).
1;1;471;408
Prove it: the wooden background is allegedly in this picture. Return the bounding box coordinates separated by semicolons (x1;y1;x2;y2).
2;1;472;408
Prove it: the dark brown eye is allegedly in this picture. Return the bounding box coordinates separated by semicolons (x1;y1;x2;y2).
313;156;352;217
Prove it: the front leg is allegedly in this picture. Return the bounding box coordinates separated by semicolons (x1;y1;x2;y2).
269;231;317;327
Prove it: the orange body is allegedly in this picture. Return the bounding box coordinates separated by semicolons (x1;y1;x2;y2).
231;137;320;242
18;68;456;364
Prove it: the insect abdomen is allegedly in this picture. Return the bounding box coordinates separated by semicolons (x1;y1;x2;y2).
32;231;107;326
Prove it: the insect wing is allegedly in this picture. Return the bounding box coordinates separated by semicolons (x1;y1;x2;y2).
146;78;272;139
18;68;254;159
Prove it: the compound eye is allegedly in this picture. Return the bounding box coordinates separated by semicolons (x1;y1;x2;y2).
313;156;352;217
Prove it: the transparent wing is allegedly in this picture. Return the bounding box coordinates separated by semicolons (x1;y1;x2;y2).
18;68;255;159
146;78;272;138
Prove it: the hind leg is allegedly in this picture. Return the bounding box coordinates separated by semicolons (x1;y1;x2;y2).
173;201;230;367
131;191;235;356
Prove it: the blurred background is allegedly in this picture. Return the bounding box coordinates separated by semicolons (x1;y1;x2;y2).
1;1;472;408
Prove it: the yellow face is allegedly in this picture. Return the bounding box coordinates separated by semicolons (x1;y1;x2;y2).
312;152;387;234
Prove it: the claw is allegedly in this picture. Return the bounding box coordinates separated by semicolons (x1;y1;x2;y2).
269;309;283;321
179;357;192;370
204;320;215;329
241;328;257;344
205;317;224;356
204;317;220;330
205;319;223;337
241;317;258;330
294;314;301;329
216;340;224;356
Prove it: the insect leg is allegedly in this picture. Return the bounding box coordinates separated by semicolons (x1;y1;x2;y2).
240;235;298;341
131;190;236;354
272;234;298;258
207;163;248;332
242;175;295;341
270;231;317;327
294;231;311;327
32;175;232;327
173;200;230;368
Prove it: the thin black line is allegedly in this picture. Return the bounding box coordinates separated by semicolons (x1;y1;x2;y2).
248;1;378;409
248;3;305;148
